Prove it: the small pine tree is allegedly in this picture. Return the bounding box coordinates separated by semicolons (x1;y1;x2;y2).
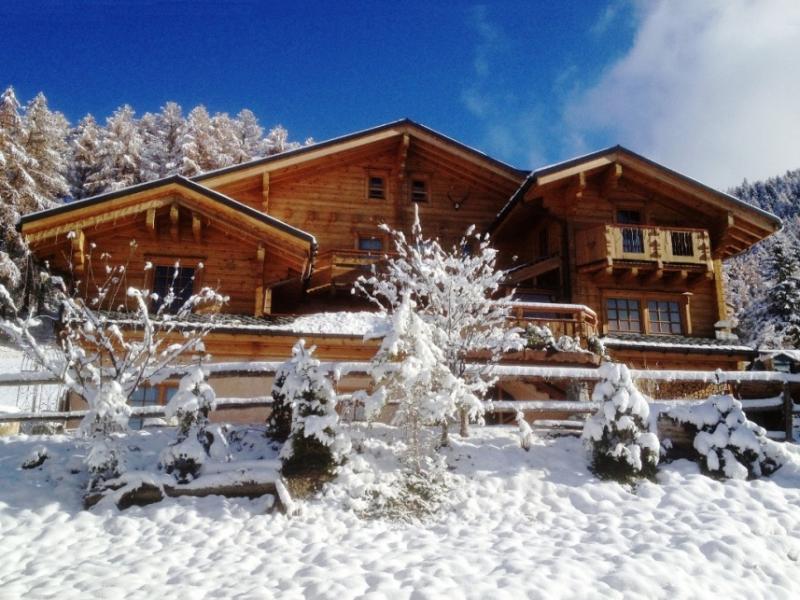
265;370;292;442
279;340;350;476
764;237;800;348
68;115;103;199
582;362;660;481
86;105;143;194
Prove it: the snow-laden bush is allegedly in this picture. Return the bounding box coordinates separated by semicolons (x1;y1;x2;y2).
357;293;461;470
524;324;583;354
159;366;226;483
516;411;535;451
582;362;660;481
0;250;227;487
667;395;784;479
279;340;350;476
266;371;292;443
355;205;523;443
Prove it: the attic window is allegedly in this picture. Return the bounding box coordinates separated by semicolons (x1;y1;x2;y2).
152;264;195;312
411;178;429;203
357;235;383;253
367;176;385;200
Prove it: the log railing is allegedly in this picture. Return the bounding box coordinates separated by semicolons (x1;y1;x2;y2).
308;249;396;292
576;224;713;269
507;301;598;340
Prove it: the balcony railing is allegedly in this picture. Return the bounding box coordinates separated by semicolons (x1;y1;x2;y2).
576;224;713;269
507;302;598;341
308;249;395;292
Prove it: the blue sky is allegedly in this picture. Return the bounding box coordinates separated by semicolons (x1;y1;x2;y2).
3;1;800;187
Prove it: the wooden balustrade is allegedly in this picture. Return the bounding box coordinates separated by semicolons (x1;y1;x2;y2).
308;249;395;292
576;224;713;270
507;302;598;340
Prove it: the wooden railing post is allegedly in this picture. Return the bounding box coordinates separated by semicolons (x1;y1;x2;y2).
783;382;794;443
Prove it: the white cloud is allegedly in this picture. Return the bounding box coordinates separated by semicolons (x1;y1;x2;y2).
566;0;800;189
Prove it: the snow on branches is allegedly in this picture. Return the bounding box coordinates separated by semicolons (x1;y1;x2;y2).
667;395;783;480
0;246;227;487
354;206;523;443
582;362;660;481
279;340;350;476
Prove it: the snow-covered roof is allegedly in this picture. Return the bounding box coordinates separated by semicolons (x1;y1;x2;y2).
602;334;755;355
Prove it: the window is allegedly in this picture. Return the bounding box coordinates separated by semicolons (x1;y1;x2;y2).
606;298;642;333
616;209;642;224
367;176;385;200
648;300;682;334
129;386;159;430
671;231;694;257
152;264;195;312
411;179;429;203
357;235;383;253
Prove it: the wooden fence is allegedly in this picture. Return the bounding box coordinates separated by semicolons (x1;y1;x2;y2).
0;362;797;441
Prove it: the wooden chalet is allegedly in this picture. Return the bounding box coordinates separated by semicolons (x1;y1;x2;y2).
17;119;781;412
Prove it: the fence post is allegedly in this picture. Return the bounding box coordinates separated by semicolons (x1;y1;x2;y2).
783;382;794;443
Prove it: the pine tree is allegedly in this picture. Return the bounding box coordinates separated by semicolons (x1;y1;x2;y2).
763;237;800;347
157;101;186;176
581;362;660;482
181;105;219;176
68;115;103;199
235;109;264;160
279;340;350;476
23;92;69;206
266;371;292;442
210;112;241;168
86;105;143;194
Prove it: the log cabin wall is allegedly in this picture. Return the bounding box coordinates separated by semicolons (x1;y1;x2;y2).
213;138;521;254
35;201;300;316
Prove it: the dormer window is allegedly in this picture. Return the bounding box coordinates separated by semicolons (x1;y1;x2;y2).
411;178;429;203
367;176;385;200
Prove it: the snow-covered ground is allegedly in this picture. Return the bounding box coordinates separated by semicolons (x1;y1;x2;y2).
1;425;798;599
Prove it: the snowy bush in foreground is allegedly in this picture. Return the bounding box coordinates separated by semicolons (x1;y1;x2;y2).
266;370;292;443
357;293;460;471
667;395;783;480
0;249;227;487
280;340;350;476
160;366;225;483
355;206;523;443
516;411;535;451
582;363;660;481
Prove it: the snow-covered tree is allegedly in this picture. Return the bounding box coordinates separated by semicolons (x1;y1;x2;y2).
358;293;461;471
145;102;186;179
23;92;70;205
748;237;800;349
0;86;38;259
235;109;264;160
211;112;241;168
279;340;350;476
0;248;227;488
355;207;523;443
266;370;292;443
264;124;299;155
582;362;660;481
68;115;103;199
86;105;143;194
667;395;783;480
160;365;227;483
181;105;219;176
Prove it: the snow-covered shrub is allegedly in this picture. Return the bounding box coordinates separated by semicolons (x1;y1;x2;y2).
357;293;460;469
525;324;556;350
516;411;535;451
582;362;660;481
280;340;350;476
265;371;292;443
355;205;523;443
667;395;783;480
21;445;48;469
160;366;222;483
0;250;227;487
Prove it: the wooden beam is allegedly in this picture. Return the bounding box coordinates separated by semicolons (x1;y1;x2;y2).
261;172;270;212
254;244;266;317
71;230;85;275
713;259;727;321
602;162;622;196
191;212;202;243
396;133;410;177
145;208;156;238
169;204;179;241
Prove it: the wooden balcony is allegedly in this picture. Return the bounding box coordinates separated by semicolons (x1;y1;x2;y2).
307;249;394;293
508;302;598;340
576;224;713;275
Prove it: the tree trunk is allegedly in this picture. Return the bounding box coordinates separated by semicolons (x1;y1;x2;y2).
459;407;470;438
440;420;449;447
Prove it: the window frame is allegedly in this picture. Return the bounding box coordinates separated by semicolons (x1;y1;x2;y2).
603;292;687;336
604;297;643;334
144;255;205;312
364;169;389;201
354;231;387;254
646;298;683;335
409;173;431;203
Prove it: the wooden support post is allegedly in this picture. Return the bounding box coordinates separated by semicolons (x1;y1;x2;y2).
146;208;156;238
602;162;622;195
783;383;794;443
71;230;85;275
713;259;727;321
169;204;179;241
254;244;266;317
191;212;202;243
261;172;270;213
682;292;693;336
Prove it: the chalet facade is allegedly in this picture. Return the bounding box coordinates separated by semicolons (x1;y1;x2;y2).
17;119;781;409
